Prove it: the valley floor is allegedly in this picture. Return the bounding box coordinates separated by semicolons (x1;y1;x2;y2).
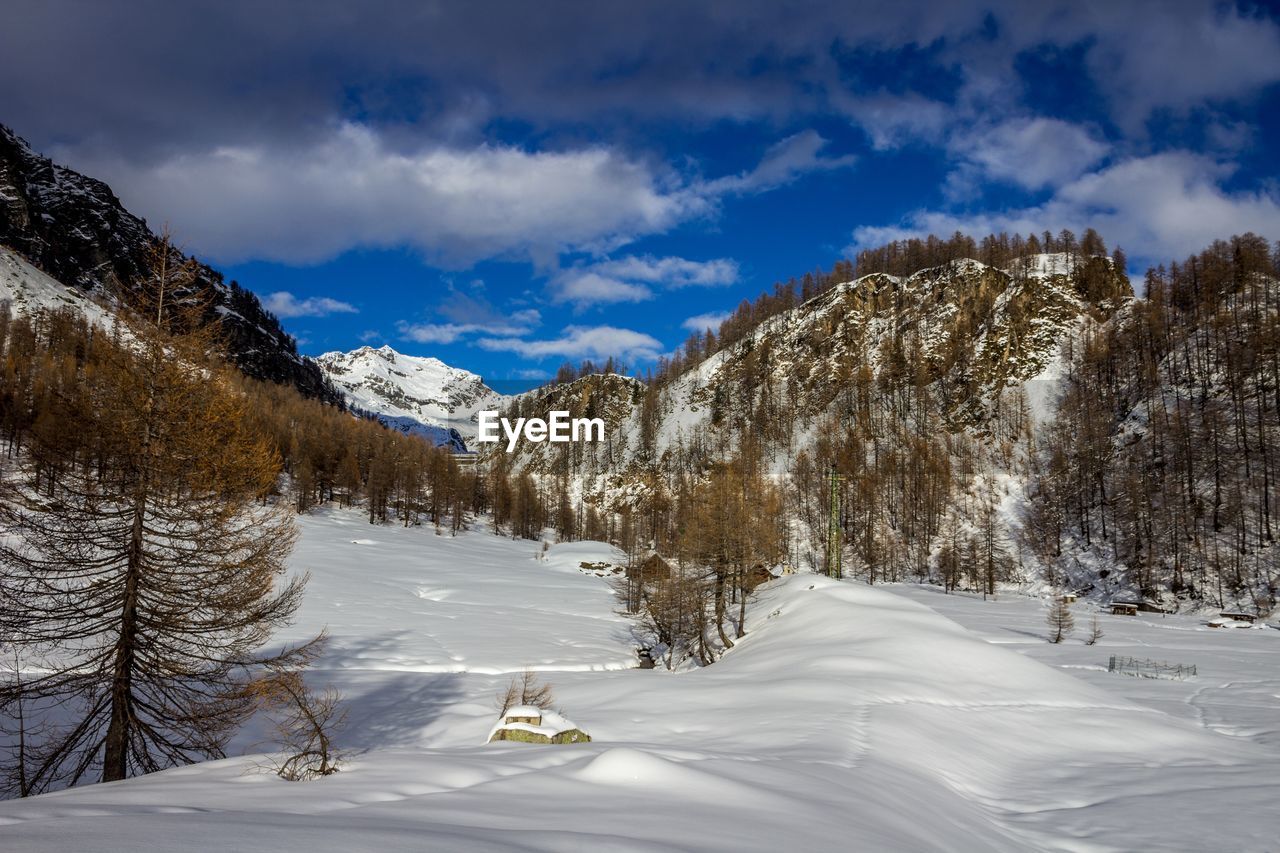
2;509;1279;852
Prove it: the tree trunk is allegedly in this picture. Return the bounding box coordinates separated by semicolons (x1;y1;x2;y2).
103;490;145;782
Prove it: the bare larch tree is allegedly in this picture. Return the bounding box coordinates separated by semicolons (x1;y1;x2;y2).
0;239;313;793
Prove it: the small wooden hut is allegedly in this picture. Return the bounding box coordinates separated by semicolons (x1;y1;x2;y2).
1218;611;1256;624
628;553;673;583
743;563;776;591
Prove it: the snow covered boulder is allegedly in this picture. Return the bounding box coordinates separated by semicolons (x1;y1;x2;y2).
488;705;592;745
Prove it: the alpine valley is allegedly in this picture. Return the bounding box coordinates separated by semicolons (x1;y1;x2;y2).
2;121;1276;617
2;115;1280;853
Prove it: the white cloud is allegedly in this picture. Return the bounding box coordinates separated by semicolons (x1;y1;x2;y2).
551;255;738;307
262;291;358;318
477;325;664;362
705;131;856;193
835;94;953;151
1081;4;1280;129
850;151;1280;270
397;307;540;345
681;311;731;332
591;255;738;288
79;122;712;266
69;124;853;270
550;272;654;306
395;323;478;345
948;118;1109;193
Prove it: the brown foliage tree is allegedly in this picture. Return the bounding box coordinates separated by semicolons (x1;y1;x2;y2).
0;240;313;793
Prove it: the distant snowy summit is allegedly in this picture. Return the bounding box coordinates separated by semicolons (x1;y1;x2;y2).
315;344;508;450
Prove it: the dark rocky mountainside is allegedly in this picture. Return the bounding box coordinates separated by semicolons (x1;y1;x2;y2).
0;124;338;403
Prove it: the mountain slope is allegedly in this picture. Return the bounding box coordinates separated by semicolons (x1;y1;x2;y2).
0;123;338;403
1022;247;1280;612
316;345;507;450
500;253;1127;478
0;244;113;324
488;251;1135;598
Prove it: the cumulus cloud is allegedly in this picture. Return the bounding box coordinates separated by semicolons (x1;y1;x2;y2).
9;2;1280;176
548;272;653;307
946;118;1109;194
396;323;481;345
836;94;953;151
591;256;739;288
261;291;358;318
1081;4;1280;127
6;0;1277;306
681;311;731;332
705;131;856;193
477;325;665;362
15;2;1277;151
550;255;738;307
60;122;847;271
397;308;540;345
70;123;710;266
851;152;1280;270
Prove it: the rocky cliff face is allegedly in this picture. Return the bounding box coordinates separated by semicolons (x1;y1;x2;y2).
494;253;1131;505
0;124;338;403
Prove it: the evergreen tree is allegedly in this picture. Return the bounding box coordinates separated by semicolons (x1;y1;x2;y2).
1047;597;1075;643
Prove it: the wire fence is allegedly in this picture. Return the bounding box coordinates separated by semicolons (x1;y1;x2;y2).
1107;655;1197;680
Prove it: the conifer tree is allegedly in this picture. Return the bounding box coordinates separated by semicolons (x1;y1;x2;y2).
0;240;313;792
1047;597;1075;644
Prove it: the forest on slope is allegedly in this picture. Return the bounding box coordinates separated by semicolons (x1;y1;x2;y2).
495;231;1280;623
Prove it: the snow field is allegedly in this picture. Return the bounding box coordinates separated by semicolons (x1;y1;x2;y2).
2;510;1279;851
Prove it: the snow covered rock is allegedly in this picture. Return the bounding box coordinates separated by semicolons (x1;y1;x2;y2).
488;706;591;745
0;244;112;324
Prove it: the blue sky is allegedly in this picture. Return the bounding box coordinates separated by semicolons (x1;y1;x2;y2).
3;0;1280;384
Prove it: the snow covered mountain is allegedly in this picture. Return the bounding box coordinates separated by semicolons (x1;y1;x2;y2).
0;123;338;403
315;344;508;450
501;253;1127;480
492;251;1134;590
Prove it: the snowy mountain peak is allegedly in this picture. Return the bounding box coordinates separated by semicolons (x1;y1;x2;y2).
315;344;508;449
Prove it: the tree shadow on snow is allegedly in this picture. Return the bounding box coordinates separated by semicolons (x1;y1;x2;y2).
304;631;469;751
330;671;468;751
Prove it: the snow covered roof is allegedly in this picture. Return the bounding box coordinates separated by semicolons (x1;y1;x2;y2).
503;705;545;719
489;707;584;743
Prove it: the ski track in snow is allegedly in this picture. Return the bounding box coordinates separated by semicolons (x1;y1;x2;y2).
3;510;1280;852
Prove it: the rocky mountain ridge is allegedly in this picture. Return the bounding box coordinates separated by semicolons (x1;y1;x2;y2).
0;123;338;403
495;251;1130;486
